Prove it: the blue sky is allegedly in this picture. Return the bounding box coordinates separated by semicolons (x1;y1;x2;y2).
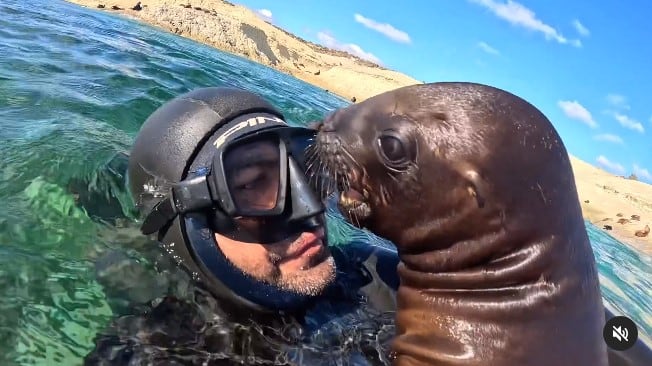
235;0;652;183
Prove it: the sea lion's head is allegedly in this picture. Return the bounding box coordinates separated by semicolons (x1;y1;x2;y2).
313;82;581;268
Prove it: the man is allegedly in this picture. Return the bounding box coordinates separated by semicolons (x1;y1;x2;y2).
84;87;399;365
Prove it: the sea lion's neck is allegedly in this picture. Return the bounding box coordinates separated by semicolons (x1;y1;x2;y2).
390;220;606;366
394;200;589;290
397;226;560;291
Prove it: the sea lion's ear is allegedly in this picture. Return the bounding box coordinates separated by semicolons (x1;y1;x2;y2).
454;164;486;209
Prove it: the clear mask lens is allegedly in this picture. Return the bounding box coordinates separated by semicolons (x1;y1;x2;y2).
223;136;282;214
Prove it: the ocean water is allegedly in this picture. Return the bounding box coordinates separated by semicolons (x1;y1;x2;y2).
0;0;650;364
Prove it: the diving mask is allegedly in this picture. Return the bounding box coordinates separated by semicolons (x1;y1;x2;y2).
140;113;325;244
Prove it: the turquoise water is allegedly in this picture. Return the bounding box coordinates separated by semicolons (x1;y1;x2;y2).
0;0;650;364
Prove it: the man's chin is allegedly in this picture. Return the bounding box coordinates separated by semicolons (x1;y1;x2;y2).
279;254;336;297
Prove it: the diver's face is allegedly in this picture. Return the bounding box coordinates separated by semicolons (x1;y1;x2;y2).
216;139;336;296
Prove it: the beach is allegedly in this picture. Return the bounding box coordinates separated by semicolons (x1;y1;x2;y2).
571;156;652;255
65;0;652;255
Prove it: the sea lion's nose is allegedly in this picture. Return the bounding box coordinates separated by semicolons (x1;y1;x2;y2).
316;131;340;151
307;120;323;131
320;121;336;133
320;110;344;133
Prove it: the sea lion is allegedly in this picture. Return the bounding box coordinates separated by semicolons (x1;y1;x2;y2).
312;82;610;365
635;224;649;237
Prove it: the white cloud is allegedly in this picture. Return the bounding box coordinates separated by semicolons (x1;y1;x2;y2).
606;93;630;110
353;14;411;44
613;113;645;133
469;0;581;47
558;100;598;128
633;164;652;182
477;41;500;55
596;155;626;175
256;9;273;22
572;19;590;37
316;31;381;64
593;134;624;144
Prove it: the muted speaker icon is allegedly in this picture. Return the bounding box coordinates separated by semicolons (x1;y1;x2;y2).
612;325;628;342
604;316;637;351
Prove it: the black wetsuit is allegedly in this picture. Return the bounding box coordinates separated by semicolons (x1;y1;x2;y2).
84;240;400;366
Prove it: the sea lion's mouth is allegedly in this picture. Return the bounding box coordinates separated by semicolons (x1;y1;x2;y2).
336;169;372;224
339;187;371;217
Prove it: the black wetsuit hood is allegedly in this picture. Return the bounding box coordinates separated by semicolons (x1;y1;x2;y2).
127;87;318;313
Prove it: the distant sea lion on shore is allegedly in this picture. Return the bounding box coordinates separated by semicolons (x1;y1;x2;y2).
635;224;650;237
312;82;649;365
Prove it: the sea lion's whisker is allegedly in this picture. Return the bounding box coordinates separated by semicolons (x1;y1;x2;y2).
386;166;405;174
350;206;361;228
319;163;327;198
380;184;391;206
340;146;362;169
386;171;400;184
319;163;331;197
304;145;319;168
305;160;322;192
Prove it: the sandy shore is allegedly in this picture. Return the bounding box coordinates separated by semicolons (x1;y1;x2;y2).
571;157;651;255
65;0;652;255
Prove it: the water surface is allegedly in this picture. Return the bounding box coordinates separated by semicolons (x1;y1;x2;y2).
0;0;650;364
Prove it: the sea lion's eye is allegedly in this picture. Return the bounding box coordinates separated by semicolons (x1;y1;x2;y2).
378;135;407;164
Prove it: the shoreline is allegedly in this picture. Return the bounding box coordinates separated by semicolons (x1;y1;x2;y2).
64;0;652;256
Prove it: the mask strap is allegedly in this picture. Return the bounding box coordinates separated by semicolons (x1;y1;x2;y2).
140;175;215;235
140;195;177;235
